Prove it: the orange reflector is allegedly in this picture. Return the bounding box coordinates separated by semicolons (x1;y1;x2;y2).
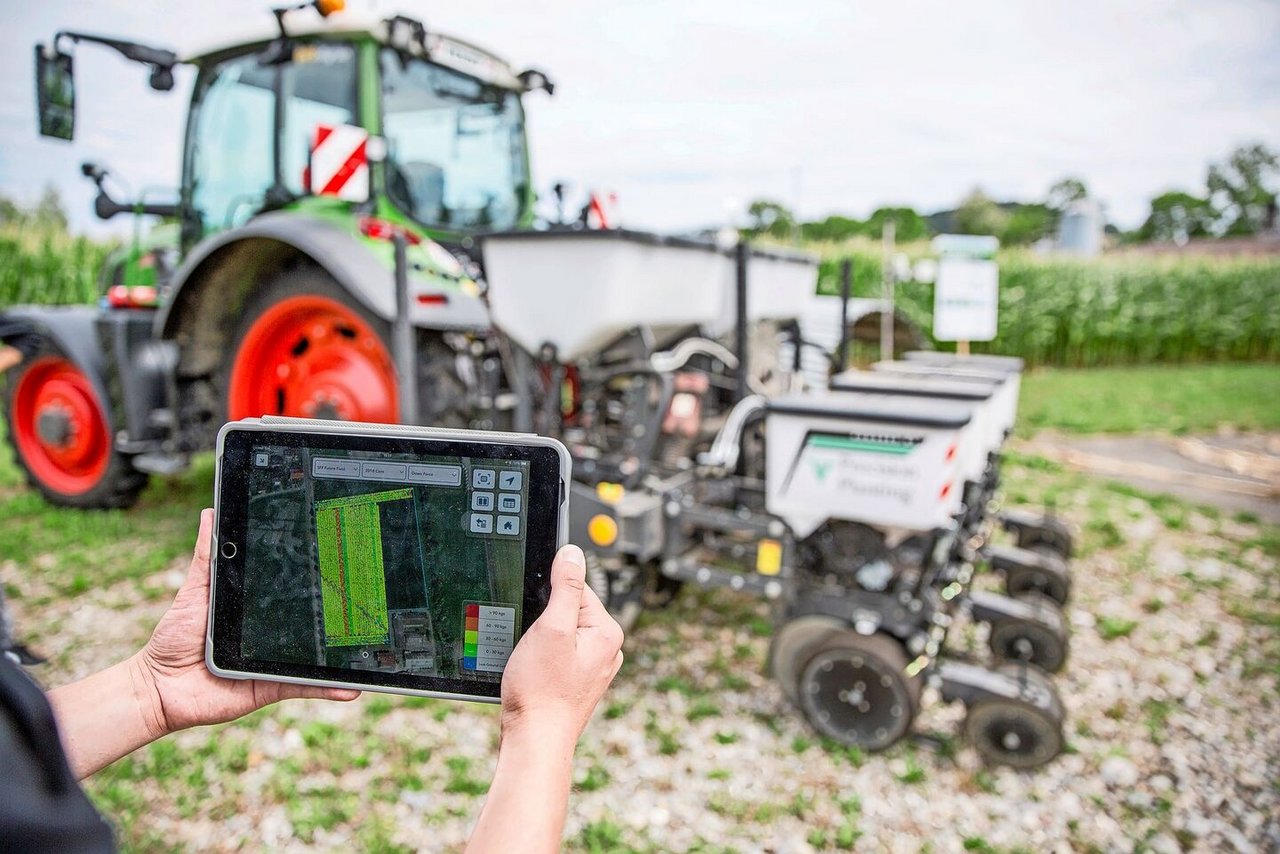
756;538;782;575
588;514;619;547
596;482;624;505
416;293;449;306
315;0;345;16
358;215;421;245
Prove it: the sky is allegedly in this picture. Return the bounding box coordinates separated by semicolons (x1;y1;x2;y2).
1;0;1278;237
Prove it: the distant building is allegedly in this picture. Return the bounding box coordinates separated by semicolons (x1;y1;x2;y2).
1056;199;1105;257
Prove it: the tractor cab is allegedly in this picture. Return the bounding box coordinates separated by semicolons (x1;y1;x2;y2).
177;10;545;250
35;3;550;257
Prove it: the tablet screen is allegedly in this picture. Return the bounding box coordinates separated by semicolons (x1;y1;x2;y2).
212;428;562;697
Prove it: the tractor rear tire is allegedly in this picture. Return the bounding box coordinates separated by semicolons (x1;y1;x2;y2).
3;346;148;509
222;269;470;427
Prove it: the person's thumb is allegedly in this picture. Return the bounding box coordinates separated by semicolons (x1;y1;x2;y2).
541;545;587;632
183;509;215;591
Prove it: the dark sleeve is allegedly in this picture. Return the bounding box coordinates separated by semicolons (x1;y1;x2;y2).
0;314;45;358
0;654;116;853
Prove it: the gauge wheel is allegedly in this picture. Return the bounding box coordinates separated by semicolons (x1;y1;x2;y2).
1013;520;1073;560
964;696;1064;769
796;631;921;752
1003;552;1072;606
988;591;1070;673
3;349;147;508
223;270;469;426
995;662;1065;722
769;614;848;708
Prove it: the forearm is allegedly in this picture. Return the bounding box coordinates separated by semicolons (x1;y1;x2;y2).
46;653;167;779
465;727;576;854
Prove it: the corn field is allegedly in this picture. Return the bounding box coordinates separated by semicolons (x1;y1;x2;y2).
817;246;1280;367
3;221;1278;369
0;222;110;307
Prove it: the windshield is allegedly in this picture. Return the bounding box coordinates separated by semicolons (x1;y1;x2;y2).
380;50;527;231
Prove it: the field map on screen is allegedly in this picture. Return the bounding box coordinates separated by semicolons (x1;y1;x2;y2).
240;445;529;682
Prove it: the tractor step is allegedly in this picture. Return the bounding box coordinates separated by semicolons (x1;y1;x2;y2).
132;452;190;476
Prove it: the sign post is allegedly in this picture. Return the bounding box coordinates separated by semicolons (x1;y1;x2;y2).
931;234;999;356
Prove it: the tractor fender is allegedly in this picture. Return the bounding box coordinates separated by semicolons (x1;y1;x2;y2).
4;305;115;430
155;212;491;377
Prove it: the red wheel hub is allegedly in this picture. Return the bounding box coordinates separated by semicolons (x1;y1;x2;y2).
228;295;399;423
11;357;111;495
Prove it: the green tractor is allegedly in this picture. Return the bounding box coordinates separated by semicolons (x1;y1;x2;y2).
9;2;555;508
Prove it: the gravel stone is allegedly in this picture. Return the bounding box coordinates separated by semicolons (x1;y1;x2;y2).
1101;756;1141;788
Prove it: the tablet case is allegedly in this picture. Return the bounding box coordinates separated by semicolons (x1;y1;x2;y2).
206;416;571;703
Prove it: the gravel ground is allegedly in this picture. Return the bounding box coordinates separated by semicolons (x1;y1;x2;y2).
7;458;1279;853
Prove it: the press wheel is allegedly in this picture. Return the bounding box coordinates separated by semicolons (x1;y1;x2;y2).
988;591;1070;673
964;696;1064;769
769;614;846;708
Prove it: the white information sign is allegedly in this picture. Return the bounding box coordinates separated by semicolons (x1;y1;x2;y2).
933;257;998;342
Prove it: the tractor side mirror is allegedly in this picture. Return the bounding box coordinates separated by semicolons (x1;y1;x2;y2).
34;44;76;141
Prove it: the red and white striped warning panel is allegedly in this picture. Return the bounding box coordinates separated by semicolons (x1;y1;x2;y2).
310;123;369;202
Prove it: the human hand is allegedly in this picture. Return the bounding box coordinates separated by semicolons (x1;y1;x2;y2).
499;544;624;748
130;508;359;740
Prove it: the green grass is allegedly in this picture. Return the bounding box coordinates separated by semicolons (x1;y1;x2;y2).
0;420;215;604
1017;363;1280;435
1097;616;1140;641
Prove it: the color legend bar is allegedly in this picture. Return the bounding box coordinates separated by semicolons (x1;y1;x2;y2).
462;602;516;673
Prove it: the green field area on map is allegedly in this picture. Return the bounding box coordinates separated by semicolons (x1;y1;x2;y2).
314;489;410;646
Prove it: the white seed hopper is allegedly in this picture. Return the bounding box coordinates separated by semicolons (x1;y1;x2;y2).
479;230;817;361
829;370;1000;482
871;361;1019;439
765;392;975;536
903;351;1025;374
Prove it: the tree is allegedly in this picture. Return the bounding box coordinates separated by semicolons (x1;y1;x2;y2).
0;194;23;226
745;199;795;239
1000;203;1055;246
865;207;929;241
1137;191;1216;243
1206;143;1279;236
953;188;1008;236
799;214;865;243
1047;177;1088;212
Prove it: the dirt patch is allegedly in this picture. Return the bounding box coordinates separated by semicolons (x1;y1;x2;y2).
1019;431;1280;522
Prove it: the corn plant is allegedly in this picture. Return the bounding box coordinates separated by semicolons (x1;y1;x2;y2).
816;242;1280;367
0;221;110;307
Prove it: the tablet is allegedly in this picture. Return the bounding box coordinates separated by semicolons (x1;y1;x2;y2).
207;417;570;703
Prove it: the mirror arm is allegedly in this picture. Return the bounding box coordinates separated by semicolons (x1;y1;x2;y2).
54;31;178;69
53;31;179;89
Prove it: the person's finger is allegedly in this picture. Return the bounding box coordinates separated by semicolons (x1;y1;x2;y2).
183;509;215;591
275;684;362;703
540;544;587;632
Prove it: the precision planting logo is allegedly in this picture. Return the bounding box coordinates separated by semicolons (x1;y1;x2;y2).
781;430;925;492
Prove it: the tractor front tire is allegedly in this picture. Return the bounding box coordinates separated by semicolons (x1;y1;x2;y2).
3;348;148;509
